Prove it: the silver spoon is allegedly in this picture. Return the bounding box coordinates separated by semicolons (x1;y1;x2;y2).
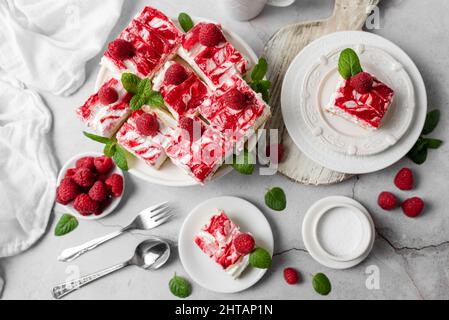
52;238;170;299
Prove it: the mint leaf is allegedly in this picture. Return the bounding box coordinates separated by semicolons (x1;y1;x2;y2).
130;94;147;111
249;248;272;269
146;92;165;108
424;138;443;149
121;73;141;94
265;187;286;211
232;150;255;175
83;131;112;144
55;214;78;236
104;142;116;158
169;273;191;298
137;78;151;96
338;48;363;80
178;12;194;32
407;142;428;165
422;110;440;135
112;145;129;171
312;273;331;296
251;80;271;102
251;57;268;82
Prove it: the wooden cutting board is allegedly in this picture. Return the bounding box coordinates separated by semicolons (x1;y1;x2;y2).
264;0;380;185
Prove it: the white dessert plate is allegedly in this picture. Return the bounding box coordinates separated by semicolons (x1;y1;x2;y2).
302;196;375;269
281;31;427;174
56;152;125;220
95;17;259;187
178;196;274;293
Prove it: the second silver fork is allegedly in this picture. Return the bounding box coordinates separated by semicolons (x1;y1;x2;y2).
57;202;173;262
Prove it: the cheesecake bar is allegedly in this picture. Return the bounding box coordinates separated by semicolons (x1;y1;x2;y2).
178;22;249;89
194;211;249;279
101;6;182;78
156;117;234;183
152;60;210;119
199;75;271;151
116;109;168;168
325;75;395;129
76;78;132;138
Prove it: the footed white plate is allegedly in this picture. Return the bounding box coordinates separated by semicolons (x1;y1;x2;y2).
281;31;427;174
95;17;258;186
178;196;274;293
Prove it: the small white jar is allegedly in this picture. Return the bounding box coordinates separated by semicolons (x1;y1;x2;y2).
302;196;375;269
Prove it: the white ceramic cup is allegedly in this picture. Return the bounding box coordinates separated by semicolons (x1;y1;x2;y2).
219;0;296;21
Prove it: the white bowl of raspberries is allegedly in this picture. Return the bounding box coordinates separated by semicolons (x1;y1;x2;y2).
56;152;125;220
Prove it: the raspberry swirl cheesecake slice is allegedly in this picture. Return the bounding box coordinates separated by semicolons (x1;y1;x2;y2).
194;211;250;279
116;109;173;169
178;22;249;89
325;49;395;130
199;75;271;152
152;60;210;119
76;78;132;138
156;116;234;184
101;6;182;78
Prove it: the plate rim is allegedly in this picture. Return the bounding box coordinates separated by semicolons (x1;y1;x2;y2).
178;196;274;293
281;30;427;174
94;16;259;187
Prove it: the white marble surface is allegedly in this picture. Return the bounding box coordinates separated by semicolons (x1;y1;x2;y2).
1;0;449;300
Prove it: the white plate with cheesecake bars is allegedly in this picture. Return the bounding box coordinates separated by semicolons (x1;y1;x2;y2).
178;196;274;293
95;17;260;187
281;31;427;174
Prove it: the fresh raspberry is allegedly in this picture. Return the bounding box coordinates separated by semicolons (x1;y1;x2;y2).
283;268;300;285
75;156;95;171
73;193;99;216
179;117;202;141
105;174;124;197
88;181;108;202
233;233;255;254
377;191;398;210
72;167;95;188
401;197;424;218
65;168;77;178
94;156;114;174
56;191;70;205
56;177;80;204
164;63;188;85
266;144;283;164
222;88;246;110
94;197;112;216
199;23;224;47
107;39;134;60
98;86;119;105
394;167;414;190
349;72;373;94
136;113;159;137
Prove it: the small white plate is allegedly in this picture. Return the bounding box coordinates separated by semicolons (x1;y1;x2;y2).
95;17;259;187
56;152;125;220
178;196;274;293
281;31;427;174
302;196;375;269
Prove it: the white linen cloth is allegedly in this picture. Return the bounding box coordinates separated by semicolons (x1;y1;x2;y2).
0;0;124;96
0;0;124;296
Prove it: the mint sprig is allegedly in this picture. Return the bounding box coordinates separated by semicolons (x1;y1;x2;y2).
248;57;271;102
249;247;272;269
338;48;363;80
407;109;443;164
169;273;192;298
232;149;255;175
178;12;194;32
82;131;129;171
121;73;164;110
265;187;286;211
54;214;78;236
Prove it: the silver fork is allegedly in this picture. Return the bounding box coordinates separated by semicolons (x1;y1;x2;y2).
57;202;173;262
